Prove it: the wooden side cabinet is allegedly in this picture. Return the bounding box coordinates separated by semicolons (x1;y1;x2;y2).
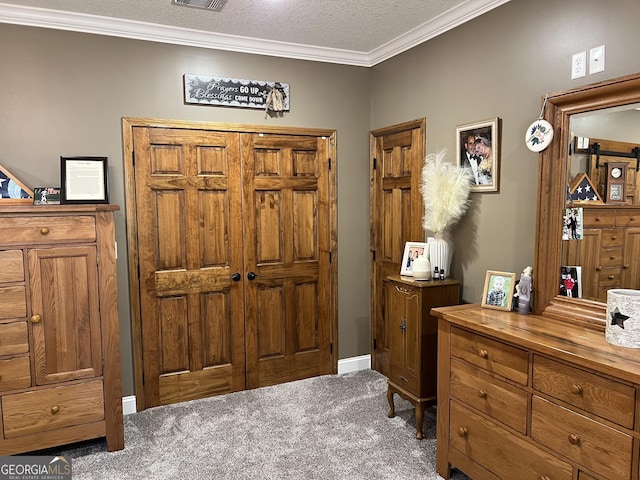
0;205;124;455
384;275;460;439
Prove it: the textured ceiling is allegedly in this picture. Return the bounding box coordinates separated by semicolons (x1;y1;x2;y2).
0;0;510;65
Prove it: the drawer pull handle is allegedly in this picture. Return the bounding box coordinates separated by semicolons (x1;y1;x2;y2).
611;236;617;240
477;390;487;398
595;217;601;222
478;349;489;359
399;319;407;333
31;314;42;324
51;406;59;414
40;227;50;235
457;427;468;438
624;264;630;269
610;255;616;260
568;433;580;445
399;375;408;383
596;266;602;271
608;275;615;280
570;384;583;395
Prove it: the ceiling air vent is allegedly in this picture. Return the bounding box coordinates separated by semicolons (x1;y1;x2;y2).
171;0;226;11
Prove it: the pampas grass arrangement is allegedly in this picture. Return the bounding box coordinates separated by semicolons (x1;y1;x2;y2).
420;149;473;234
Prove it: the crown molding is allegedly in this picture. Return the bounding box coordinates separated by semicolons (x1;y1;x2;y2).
0;0;510;67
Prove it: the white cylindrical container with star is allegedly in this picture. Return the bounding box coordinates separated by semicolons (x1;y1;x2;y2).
606;289;640;348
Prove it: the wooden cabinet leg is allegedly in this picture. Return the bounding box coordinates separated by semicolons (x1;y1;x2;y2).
387;386;396;418
415;402;425;439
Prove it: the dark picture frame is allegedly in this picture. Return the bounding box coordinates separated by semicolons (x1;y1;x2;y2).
60;156;109;204
456;117;500;193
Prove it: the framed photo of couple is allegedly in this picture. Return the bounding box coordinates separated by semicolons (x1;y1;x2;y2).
456;117;500;193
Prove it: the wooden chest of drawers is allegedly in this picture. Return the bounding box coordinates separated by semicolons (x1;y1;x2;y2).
0;205;124;455
563;206;640;302
434;304;640;480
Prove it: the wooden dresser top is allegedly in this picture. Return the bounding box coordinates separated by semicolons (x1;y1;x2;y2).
432;304;640;384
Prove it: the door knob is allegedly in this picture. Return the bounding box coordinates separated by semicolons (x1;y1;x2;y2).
231;272;241;282
247;272;258;280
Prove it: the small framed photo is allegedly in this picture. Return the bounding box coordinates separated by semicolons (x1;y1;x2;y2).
481;270;516;311
33;187;61;205
400;241;429;276
560;266;582;298
456;117;500;193
60;156;109;204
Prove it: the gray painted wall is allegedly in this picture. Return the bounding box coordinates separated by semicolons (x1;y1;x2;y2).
0;25;371;396
371;0;640;304
2;0;640;397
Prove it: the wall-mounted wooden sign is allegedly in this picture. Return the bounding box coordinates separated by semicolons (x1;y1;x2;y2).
183;74;290;111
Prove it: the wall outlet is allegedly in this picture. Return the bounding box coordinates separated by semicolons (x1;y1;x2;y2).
589;45;605;74
571;51;586;79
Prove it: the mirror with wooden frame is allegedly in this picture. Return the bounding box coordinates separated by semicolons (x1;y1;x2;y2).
533;72;640;329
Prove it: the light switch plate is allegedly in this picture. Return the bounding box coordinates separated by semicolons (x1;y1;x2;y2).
571;51;586;79
589;45;605;74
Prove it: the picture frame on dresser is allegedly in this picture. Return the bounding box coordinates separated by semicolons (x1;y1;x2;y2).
481;270;515;310
60;156;109;204
400;241;428;276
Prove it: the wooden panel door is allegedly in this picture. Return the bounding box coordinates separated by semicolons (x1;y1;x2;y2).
370;119;426;377
132;126;245;407
125;119;337;409
29;246;103;385
242;133;333;388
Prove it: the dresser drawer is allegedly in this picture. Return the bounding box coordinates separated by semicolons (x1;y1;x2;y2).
0;321;29;355
0;357;31;391
0;216;96;245
598;268;621;288
0;286;27;320
450;358;527;434
2;380;105;438
0;250;24;283
388;365;419;395
615;209;640;227
533;355;636;429
582;210;614;228
450;327;528;385
531;396;633;480
533;356;635;428
450;400;573;480
600;228;623;247
599;246;623;267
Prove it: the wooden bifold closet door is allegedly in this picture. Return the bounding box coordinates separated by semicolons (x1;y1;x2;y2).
123;119;337;410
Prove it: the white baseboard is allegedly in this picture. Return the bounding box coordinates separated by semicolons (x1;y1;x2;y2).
337;354;371;374
122;395;137;415
121;354;372;415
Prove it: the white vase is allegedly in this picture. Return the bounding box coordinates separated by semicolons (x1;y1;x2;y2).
412;255;431;280
429;233;450;278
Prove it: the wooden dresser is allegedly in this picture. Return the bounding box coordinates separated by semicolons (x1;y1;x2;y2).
434;304;640;480
0;205;124;454
563;205;640;302
384;275;460;439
